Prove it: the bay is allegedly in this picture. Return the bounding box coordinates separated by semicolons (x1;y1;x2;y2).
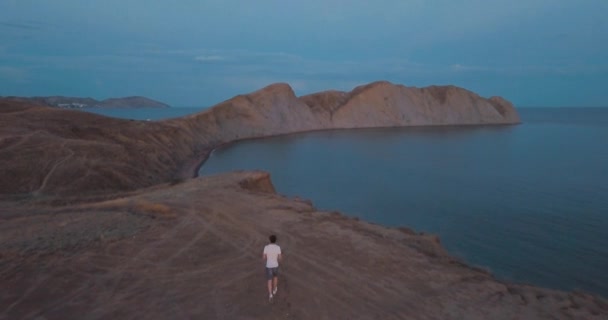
84;106;608;297
199;108;608;297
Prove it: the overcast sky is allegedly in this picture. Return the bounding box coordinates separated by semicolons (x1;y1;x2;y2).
1;0;607;107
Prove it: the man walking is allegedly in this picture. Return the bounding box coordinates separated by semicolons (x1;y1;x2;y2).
263;234;281;301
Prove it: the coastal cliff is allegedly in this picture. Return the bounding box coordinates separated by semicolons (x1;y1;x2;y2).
180;81;518;143
0;81;518;196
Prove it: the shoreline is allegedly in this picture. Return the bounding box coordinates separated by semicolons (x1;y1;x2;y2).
179;122;608;300
181;121;521;180
176;147;213;180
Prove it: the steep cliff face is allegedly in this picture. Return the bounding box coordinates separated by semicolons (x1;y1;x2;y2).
330;82;518;127
188;83;320;141
181;81;519;146
0;81;519;196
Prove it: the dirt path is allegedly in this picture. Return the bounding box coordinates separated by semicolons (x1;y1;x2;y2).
36;147;75;194
1;172;607;319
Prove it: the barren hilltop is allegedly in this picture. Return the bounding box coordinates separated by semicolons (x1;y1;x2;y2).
2;82;606;319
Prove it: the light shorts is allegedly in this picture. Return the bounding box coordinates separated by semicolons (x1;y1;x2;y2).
265;267;279;280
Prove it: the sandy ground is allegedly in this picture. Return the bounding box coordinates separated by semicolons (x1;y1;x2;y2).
1;172;606;320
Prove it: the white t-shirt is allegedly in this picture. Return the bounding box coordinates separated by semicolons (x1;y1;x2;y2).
263;244;281;268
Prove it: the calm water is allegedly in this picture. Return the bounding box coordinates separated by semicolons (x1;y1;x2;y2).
83;107;206;120
198;108;608;297
89;107;608;297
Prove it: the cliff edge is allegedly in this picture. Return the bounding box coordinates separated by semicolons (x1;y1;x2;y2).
1;171;606;319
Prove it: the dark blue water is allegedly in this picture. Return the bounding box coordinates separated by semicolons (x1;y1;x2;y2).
199;108;608;297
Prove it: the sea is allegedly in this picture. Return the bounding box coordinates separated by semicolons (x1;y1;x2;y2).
83;107;206;120
87;106;608;298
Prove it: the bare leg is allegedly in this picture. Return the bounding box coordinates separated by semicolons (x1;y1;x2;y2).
273;276;278;293
267;279;273;296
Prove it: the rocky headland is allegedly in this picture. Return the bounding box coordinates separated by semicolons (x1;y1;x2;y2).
0;81;519;196
2;81;606;319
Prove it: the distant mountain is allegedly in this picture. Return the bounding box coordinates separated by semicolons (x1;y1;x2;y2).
0;95;170;109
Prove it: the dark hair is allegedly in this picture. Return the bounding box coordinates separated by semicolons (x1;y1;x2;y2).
269;235;277;243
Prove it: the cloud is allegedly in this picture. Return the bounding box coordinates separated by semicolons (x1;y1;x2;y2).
0;21;41;30
190;50;301;64
194;55;226;62
450;64;492;72
0;19;57;32
449;63;608;76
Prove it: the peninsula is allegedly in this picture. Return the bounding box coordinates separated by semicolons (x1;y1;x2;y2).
2;81;606;319
0;81;518;196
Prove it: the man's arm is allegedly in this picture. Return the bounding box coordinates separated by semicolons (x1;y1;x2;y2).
278;253;282;262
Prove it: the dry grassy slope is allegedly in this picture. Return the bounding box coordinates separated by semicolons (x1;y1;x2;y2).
1;171;605;319
0;81;519;196
0;100;202;196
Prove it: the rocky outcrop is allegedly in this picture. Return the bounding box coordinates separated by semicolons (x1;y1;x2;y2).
0;81;518;196
301;82;519;128
178;81;518;145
